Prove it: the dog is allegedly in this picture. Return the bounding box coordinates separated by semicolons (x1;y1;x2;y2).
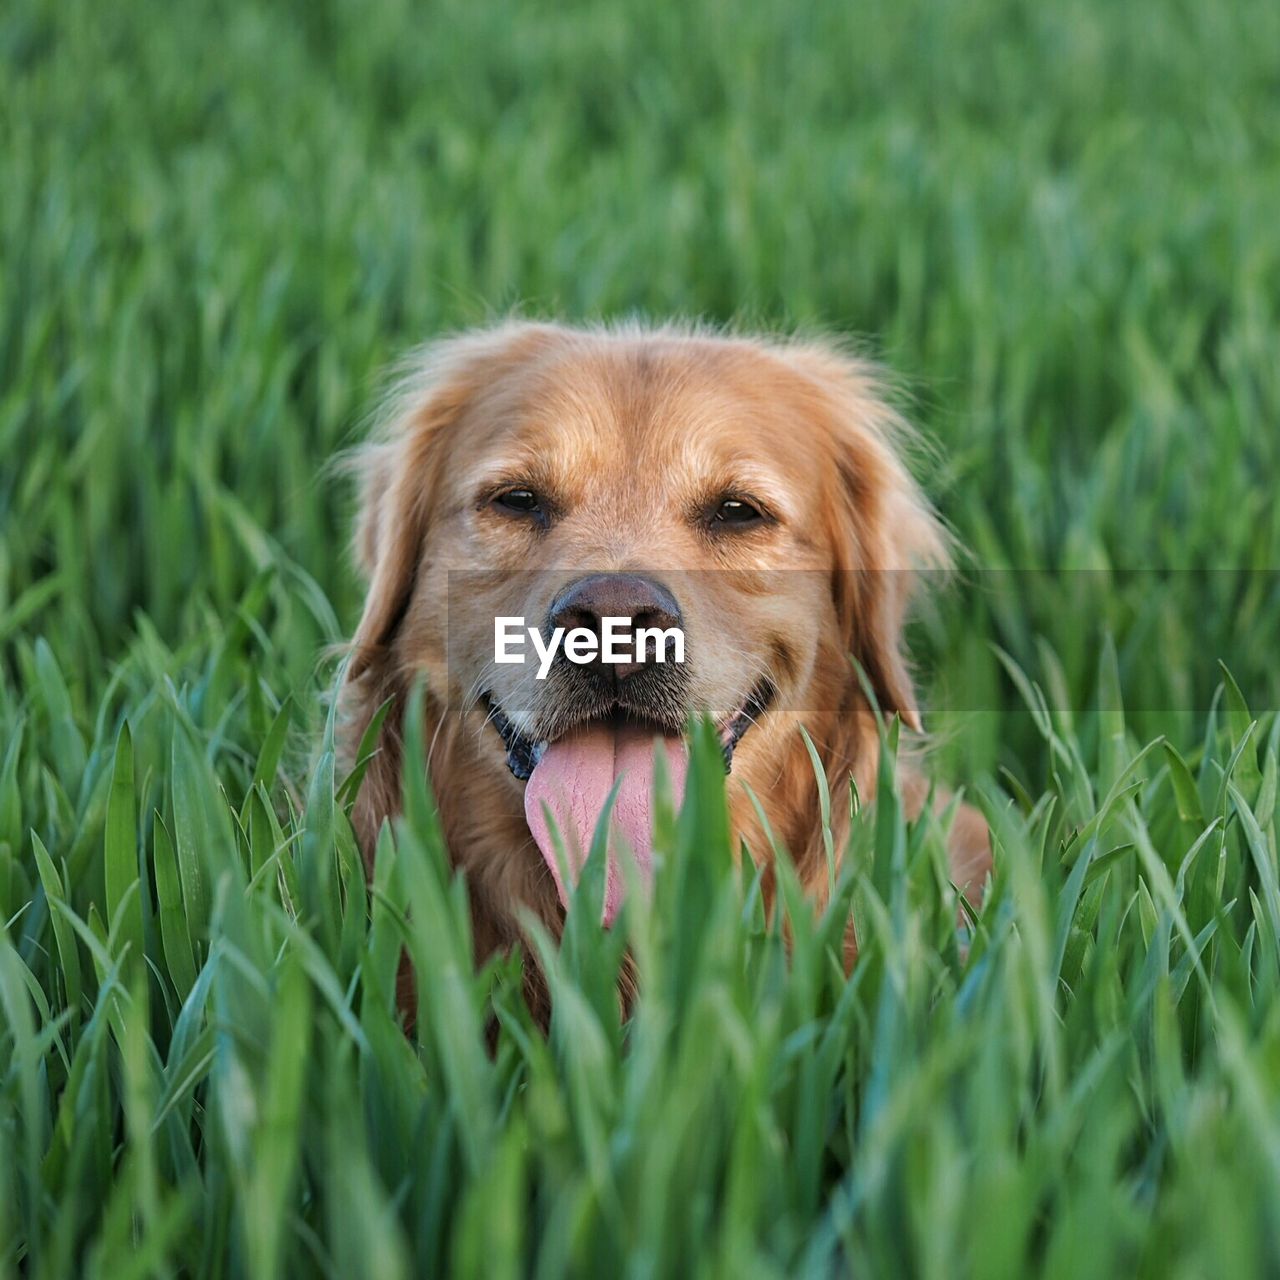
341;321;990;1015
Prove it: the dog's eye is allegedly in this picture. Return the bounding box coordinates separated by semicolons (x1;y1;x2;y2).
494;488;542;515
713;497;765;526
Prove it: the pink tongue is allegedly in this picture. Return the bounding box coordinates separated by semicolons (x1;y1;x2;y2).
524;723;687;925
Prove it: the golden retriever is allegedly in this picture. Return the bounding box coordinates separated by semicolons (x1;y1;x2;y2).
341;321;990;1014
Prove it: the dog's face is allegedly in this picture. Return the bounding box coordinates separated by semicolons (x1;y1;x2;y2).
349;324;946;920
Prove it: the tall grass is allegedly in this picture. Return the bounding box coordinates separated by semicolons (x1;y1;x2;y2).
2;0;1279;1273
2;620;1279;1274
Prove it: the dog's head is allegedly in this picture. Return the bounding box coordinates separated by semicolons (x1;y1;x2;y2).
348;322;947;919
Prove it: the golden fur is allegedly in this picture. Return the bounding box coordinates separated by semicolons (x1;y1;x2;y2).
340;321;990;1017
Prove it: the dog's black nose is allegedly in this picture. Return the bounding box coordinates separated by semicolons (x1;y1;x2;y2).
547;573;683;678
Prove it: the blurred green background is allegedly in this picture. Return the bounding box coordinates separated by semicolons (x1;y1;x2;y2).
4;0;1278;778
5;3;1280;1275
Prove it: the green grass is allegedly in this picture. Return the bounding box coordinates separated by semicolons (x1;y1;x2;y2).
2;0;1280;1274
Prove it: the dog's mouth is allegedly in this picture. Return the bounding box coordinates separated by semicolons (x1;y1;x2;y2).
482;683;773;781
479;683;773;923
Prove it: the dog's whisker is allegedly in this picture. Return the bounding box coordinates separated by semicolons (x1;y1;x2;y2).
425;710;449;773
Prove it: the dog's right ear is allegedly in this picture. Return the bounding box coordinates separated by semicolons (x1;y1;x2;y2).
347;434;428;681
347;323;556;681
776;340;951;732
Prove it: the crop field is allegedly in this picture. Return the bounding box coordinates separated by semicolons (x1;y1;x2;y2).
2;0;1280;1274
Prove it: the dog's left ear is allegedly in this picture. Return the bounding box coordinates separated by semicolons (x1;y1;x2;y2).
783;344;950;732
347;322;559;681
